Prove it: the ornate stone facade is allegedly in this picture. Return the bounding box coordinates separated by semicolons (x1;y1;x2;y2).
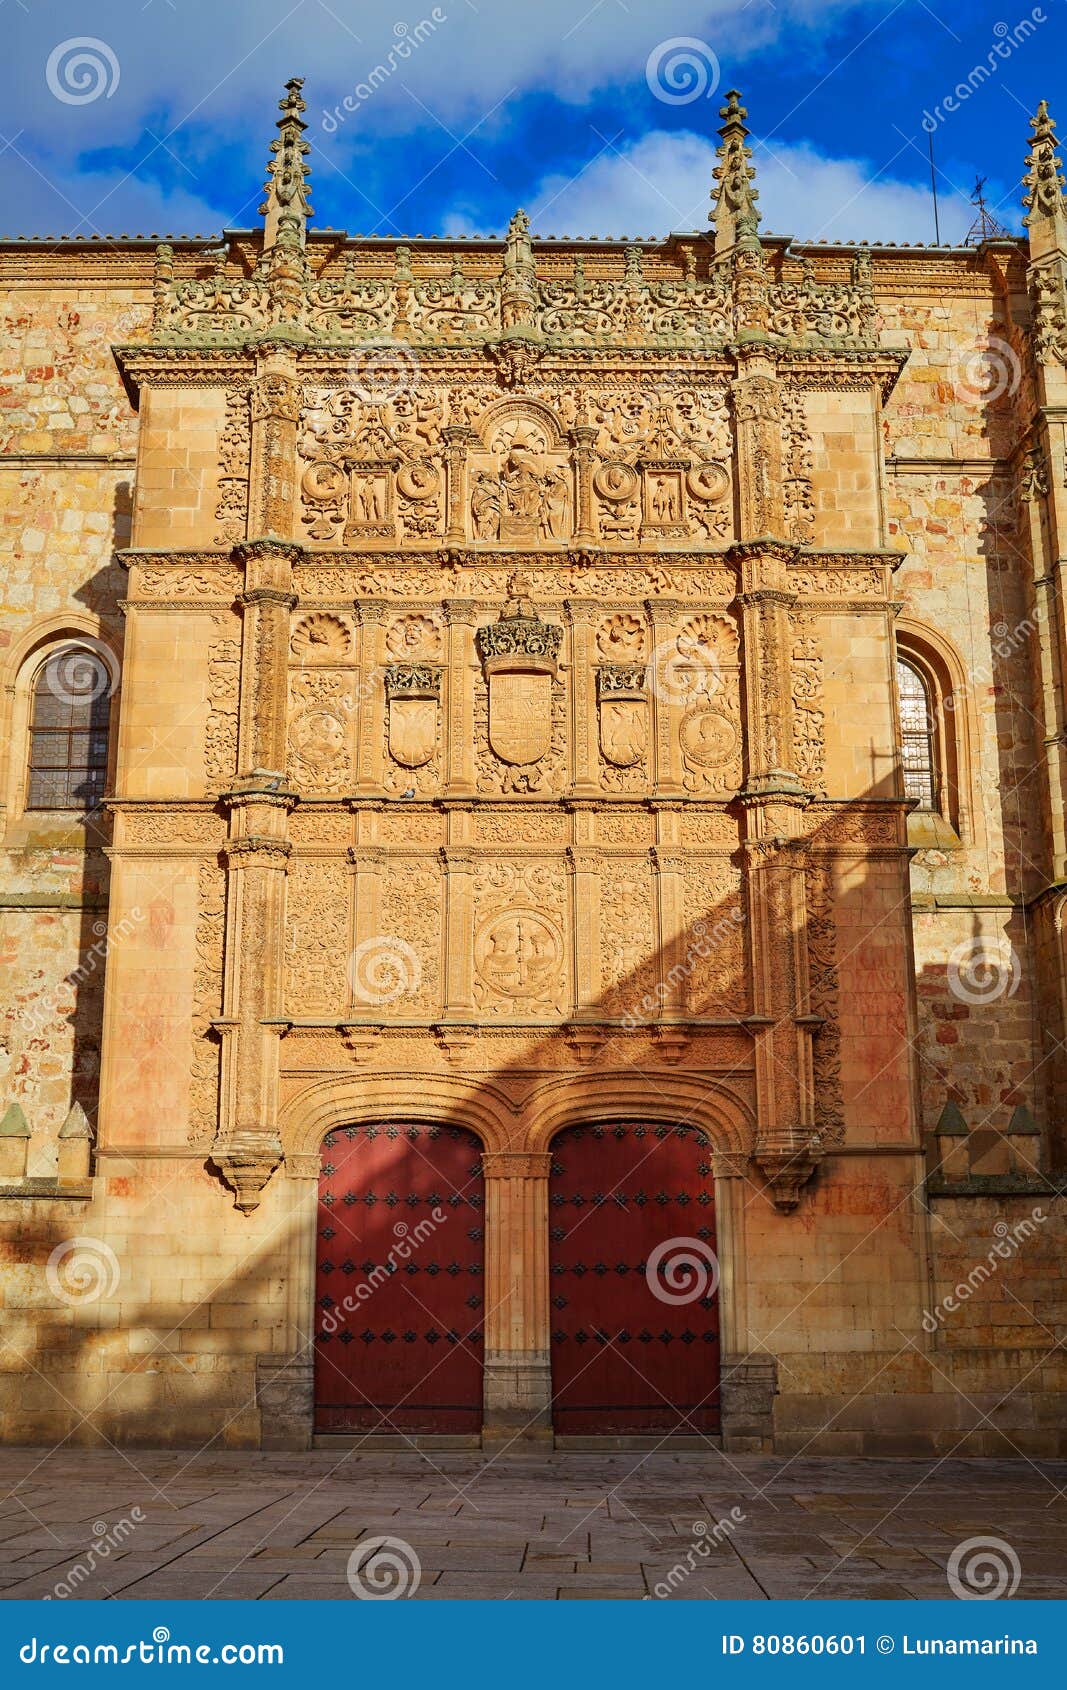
1;81;1065;1454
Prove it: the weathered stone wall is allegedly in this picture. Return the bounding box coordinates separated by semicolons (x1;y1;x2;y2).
0;230;1062;1456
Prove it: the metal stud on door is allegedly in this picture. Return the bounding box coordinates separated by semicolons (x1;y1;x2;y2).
314;1123;485;1434
549;1123;720;1435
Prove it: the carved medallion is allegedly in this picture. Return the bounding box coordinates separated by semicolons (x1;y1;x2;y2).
475;908;563;1002
593;461;639;502
679;707;738;767
289;706;347;769
687;461;730;503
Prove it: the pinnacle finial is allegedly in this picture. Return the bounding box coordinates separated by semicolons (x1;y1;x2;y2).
1023;98;1065;231
259;74;313;250
710;86;760;254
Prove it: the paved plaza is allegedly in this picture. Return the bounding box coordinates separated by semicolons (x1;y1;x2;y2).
0;1449;1064;1601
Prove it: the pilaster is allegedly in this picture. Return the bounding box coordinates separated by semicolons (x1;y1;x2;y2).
481;1150;553;1444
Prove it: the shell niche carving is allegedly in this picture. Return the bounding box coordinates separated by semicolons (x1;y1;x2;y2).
386;613;443;660
290;612;352;662
678;612;739;664
597;612;646;658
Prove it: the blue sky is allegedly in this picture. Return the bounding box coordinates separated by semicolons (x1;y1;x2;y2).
1;0;1064;245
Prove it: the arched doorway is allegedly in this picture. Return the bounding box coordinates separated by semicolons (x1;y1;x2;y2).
549;1122;720;1436
314;1122;485;1435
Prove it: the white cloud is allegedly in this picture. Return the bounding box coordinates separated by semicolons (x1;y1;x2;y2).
444;129;982;244
9;0;884;150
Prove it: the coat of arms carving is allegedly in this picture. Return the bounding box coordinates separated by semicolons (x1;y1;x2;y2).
476;575;563;769
597;664;648;768
384;664;440;769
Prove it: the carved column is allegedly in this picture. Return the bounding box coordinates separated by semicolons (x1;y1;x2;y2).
442;425;474;544
481;1150;553;1444
440;845;476;1018
650;845;687;1017
213;821;292;1212
443;599;478;794
735;545;803;794
564;598;598;795
353;598;385;792
347;844;385;1014
234;538;299;780
249;356;302;537
646;598;685;795
212;536;300;1212
566;846;601;1016
744;807;820;1209
571;425;598;544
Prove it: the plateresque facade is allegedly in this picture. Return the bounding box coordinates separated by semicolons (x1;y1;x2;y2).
1;83;1066;1454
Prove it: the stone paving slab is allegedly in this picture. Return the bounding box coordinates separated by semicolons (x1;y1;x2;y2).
0;1449;1064;1601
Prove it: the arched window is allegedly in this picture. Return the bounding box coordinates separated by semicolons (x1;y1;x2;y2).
26;647;111;811
897;656;937;810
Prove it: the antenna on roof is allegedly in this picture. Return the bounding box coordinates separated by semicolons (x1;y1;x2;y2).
964;174;1012;244
928;132;941;245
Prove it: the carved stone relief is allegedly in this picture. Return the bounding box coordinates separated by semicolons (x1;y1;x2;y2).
287;669;353;791
285;857;351;1014
472;859;567;1015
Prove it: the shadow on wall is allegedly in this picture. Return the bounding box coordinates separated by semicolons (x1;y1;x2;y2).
0;770;945;1448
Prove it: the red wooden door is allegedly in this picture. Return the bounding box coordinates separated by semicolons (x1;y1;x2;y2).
550;1123;720;1435
314;1123;485;1434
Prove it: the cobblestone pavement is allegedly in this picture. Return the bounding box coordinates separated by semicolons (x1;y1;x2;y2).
0;1449;1064;1601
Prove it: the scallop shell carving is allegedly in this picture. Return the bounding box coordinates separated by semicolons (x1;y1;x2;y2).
597;612;646;658
290;613;352;662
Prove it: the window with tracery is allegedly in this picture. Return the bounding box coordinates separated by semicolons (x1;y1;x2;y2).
897;656;937;810
26;648;111;811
